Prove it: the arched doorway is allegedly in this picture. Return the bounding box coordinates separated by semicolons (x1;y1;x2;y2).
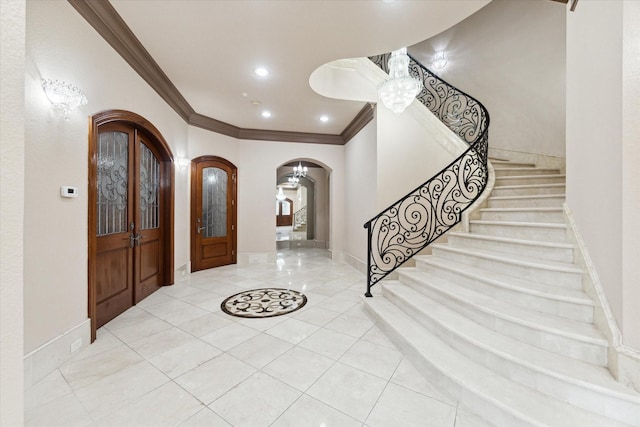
190;156;237;272
88;110;175;342
275;160;329;249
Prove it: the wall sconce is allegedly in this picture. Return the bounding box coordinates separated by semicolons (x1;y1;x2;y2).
41;79;87;121
431;51;448;71
176;157;190;169
276;187;286;201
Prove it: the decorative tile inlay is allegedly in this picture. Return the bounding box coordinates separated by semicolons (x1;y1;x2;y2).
221;288;307;318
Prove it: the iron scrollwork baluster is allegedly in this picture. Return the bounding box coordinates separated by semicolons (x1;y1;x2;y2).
365;52;490;297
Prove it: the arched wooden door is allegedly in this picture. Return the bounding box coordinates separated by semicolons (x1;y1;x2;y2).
88;110;174;342
191;156;237;272
276;198;293;226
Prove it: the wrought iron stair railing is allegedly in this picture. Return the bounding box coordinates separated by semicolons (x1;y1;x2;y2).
293;206;307;230
364;52;490;297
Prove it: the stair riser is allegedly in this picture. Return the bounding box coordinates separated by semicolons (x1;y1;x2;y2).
396;279;606;365
490;161;536;168
491;185;566;197
363;302;531;427
411;262;593;323
469;223;567;243
448;235;574;263
381;287;635;424
431;247;583;289
494;169;560;177
496;176;566;186
487;197;565;208
479;210;564;223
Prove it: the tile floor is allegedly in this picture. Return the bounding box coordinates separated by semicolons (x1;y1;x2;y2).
275;226;306;242
25;248;490;427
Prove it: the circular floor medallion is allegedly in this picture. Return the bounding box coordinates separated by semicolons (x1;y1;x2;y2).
221;288;307;318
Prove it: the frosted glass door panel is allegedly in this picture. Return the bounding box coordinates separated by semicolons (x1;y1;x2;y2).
97;131;128;236
140;142;160;230
282;200;291;215
202;167;228;238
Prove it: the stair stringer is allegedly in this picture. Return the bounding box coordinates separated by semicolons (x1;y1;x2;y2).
564;203;640;393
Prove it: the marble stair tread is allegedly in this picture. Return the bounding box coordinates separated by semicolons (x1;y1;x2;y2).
479;206;565;215
491;183;566;196
430;242;582;274
415;255;592;306
495;174;566;183
470;218;567;231
398;268;606;348
487;194;566;203
364;294;631;427
447;231;574;252
493;167;561;176
382;282;640;406
489;160;536;168
493;183;566;190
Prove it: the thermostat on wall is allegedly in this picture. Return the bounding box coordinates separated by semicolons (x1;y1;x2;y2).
60;186;78;198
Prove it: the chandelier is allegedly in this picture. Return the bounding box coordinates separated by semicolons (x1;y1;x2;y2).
293;162;308;178
288;176;300;186
276;187;286;201
377;48;422;115
41;79;88;121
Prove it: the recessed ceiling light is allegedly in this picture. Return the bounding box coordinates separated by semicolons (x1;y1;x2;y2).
320;115;329;123
254;67;270;77
261;110;272;118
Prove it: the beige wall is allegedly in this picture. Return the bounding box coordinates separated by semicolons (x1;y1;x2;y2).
411;0;566;159
1;0;25;424
566;0;640;350
24;0;190;353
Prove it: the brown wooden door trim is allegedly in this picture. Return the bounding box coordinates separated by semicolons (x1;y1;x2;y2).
88;110;175;342
190;156;237;272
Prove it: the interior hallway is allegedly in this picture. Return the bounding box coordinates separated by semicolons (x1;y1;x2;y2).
24;248;487;427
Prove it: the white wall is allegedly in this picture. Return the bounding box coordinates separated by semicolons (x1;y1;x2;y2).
0;0;25;424
190;130;342;257
621;1;640;351
237;140;344;256
566;0;640;350
24;0;189;353
376;105;460;209
344;119;378;264
411;0;566;159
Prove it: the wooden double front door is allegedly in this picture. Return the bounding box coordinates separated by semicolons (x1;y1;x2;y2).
89;111;174;339
190;156;237;272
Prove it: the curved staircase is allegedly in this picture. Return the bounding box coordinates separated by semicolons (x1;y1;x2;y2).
364;160;640;426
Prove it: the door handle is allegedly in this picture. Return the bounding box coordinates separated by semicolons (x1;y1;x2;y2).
130;232;143;247
197;226;205;234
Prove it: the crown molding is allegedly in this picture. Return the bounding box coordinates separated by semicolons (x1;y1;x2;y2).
67;0;374;145
188;113;240;139
342;103;376;143
67;0;194;122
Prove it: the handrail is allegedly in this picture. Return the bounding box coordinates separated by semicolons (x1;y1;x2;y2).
364;52;490;297
293;205;307;229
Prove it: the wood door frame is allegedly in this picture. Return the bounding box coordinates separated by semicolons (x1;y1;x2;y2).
276;198;294;227
88;110;175;342
190;156;237;271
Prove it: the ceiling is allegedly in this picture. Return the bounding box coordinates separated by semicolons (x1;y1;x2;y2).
93;1;489;140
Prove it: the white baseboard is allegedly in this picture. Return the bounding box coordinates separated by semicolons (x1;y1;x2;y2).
342;251;366;274
564;203;640;392
237;252;276;265
23;319;91;390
